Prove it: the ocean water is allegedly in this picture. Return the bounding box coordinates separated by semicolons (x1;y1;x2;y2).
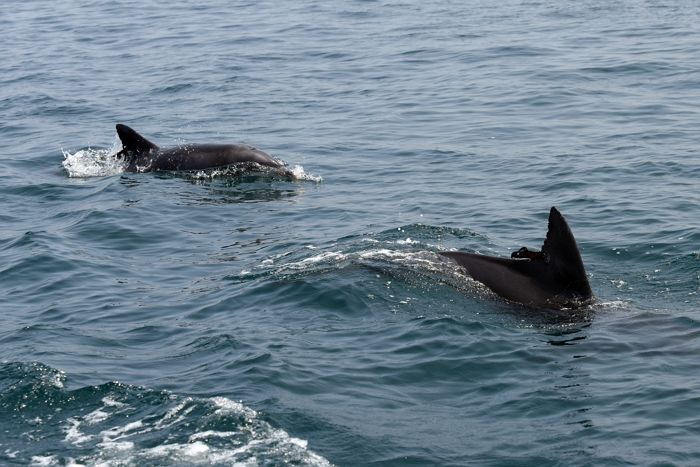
1;0;699;465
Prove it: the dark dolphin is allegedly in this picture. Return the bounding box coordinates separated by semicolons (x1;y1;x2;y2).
115;124;290;175
440;207;593;308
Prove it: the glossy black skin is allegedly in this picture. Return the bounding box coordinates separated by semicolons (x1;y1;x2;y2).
143;143;282;172
115;124;284;173
440;207;593;308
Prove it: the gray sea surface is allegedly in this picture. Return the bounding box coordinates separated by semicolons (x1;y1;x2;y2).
1;1;699;465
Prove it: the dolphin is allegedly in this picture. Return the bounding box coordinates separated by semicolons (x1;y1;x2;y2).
440;207;593;308
114;124;290;175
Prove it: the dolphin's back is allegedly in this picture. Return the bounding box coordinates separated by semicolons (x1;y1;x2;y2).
154;144;282;171
440;207;593;308
440;252;553;306
115;124;283;172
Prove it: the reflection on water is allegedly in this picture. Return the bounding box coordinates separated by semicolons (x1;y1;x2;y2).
544;322;591;346
180;183;302;205
180;174;304;205
116;170;306;205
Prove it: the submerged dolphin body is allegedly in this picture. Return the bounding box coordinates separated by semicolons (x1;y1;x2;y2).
440;207;593;308
115;124;289;174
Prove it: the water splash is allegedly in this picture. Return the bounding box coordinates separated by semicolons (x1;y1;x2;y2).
61;136;125;178
188;162;322;182
290;164;323;182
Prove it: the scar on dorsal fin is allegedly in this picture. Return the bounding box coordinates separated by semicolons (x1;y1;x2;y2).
509;208;579;261
116;124;159;155
510;247;544;260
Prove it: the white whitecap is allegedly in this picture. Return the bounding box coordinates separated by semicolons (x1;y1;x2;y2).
30;456;57;466
64;418;94;445
48;392;331;466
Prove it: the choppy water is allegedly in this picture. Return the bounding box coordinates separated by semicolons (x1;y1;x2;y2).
2;1;699;465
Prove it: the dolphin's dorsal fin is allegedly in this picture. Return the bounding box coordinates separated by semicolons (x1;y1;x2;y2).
541;207;578;261
541;206;591;296
116;124;158;155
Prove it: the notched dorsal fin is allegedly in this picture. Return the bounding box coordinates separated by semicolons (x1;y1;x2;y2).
542;207;577;261
541;206;591;296
116;124;158;155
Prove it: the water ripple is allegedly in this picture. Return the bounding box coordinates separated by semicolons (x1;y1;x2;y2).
2;0;700;465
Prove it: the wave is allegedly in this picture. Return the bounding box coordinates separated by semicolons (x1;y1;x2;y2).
0;362;331;466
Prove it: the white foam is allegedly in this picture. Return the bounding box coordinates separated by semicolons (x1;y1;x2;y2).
153;399;195;430
363;236;443;249
192;168;232;179
188;430;239;442
30;456;57;466
64;418;94;445
36;366;66;389
267;248;450;281
597;299;632;310
96;440;135;452
189;162;321;182
143;440;211;458
260;251;347;275
62;147;125;178
55;393;331;466
358;249;443;269
288;436;309;448
211;396;257;419
101;397;127;408
303;251;345;262
84;409;110;424
290;164;322;182
101;420;144;439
